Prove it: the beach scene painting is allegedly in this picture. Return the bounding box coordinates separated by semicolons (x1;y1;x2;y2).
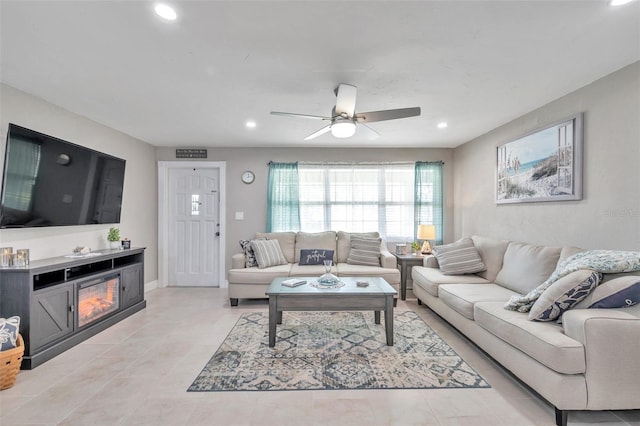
496;114;583;204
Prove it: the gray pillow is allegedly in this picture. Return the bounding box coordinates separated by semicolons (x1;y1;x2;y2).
299;249;335;266
250;239;288;269
432;238;486;275
347;237;381;267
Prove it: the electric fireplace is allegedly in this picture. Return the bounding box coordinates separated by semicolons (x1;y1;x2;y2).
77;274;120;328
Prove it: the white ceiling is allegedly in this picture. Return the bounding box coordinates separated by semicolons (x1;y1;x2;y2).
1;1;638;148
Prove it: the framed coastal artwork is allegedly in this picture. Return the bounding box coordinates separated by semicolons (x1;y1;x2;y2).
496;113;583;204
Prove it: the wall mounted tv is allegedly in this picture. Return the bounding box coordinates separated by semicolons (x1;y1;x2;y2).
0;124;126;228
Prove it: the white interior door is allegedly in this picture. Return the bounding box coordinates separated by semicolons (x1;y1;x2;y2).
168;167;220;286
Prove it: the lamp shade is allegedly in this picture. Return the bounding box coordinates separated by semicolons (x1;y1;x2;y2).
417;224;436;240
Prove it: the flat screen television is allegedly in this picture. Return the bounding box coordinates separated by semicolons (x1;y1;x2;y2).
0;124;126;228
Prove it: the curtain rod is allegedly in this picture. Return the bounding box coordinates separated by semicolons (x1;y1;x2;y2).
267;160;444;166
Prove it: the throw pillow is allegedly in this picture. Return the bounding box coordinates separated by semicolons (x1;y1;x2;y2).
0;316;20;351
250;239;288;269
347;236;381;267
528;270;602;322
239;239;258;268
432;238;486;275
588;276;640;309
299;249;335;266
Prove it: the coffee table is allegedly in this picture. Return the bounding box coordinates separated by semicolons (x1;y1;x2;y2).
265;276;397;347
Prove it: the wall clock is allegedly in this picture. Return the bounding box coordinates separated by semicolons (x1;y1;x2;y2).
241;170;255;184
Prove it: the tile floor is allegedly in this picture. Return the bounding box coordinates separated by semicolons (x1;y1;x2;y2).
1;287;638;426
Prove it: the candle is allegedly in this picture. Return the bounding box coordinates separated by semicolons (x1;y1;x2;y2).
0;247;13;267
16;249;29;267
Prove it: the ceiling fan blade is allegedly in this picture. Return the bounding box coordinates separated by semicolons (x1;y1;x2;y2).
304;125;332;140
357;123;380;140
355;107;421;123
271;111;331;120
334;84;357;117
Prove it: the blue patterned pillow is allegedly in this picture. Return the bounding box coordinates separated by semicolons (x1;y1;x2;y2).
528;270;602;321
299;249;334;265
588;276;640;309
239;239;260;268
0;316;20;351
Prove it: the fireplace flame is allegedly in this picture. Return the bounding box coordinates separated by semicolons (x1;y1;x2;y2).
78;277;119;327
79;297;114;322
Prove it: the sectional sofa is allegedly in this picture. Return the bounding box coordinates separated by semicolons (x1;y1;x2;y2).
228;231;401;306
411;235;640;426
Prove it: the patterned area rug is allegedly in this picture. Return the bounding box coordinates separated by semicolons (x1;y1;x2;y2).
188;310;490;391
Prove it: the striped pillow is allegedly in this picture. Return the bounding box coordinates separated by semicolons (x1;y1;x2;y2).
250;239;288;269
347;237;381;266
433;238;486;275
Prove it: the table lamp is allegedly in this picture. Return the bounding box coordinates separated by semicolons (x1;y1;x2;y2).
417;224;436;254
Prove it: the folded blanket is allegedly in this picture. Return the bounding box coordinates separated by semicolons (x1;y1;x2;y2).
504;250;640;312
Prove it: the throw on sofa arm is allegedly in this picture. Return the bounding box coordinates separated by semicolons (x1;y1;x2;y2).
562;306;640;410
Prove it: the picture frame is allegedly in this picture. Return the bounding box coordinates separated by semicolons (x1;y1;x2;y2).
496;113;583;204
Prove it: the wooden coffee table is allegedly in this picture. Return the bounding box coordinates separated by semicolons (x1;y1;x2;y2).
265;276;397;347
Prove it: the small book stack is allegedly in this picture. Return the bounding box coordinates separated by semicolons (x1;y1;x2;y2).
281;278;307;287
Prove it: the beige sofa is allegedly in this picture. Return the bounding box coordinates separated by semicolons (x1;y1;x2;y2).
411;235;640;426
228;231;401;306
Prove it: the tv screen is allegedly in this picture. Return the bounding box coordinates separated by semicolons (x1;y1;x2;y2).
0;124;126;228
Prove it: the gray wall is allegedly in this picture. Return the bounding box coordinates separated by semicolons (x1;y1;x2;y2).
452;61;640;250
156;147;454;274
0;84;159;284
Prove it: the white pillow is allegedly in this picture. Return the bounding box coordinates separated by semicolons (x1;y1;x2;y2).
528;270;601;321
432;238;486;275
250;239;288;269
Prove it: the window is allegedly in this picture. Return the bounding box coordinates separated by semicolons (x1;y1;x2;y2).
266;161;443;242
3;137;41;211
298;163;416;241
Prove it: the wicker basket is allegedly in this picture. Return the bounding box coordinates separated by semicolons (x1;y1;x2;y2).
0;333;24;390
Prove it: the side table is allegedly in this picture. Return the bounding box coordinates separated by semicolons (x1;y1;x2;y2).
394;253;425;300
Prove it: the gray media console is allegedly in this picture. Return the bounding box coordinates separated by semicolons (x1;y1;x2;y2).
0;248;146;369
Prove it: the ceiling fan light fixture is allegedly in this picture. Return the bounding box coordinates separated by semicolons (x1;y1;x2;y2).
609;0;635;5
154;3;177;21
331;120;356;138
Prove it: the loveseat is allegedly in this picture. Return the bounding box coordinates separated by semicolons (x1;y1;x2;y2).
228;231;401;306
411;235;640;426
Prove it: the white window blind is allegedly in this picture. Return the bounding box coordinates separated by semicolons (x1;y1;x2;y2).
298;163;415;241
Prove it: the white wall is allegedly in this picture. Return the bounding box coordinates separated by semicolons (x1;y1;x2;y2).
0;84;159;283
156;147;454;274
452;62;640;250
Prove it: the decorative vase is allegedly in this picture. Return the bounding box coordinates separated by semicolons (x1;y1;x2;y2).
109;241;120;250
318;260;339;284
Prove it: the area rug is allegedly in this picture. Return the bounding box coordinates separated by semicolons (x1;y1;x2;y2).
188;310;490;392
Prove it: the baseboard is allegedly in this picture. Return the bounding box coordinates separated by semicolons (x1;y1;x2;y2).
144;279;159;292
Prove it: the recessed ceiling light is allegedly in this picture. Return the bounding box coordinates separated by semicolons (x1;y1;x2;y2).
609;0;635;6
245;121;256;129
437;122;448;129
154;4;177;21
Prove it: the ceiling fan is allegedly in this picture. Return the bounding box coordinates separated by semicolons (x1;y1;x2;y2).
271;84;421;140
